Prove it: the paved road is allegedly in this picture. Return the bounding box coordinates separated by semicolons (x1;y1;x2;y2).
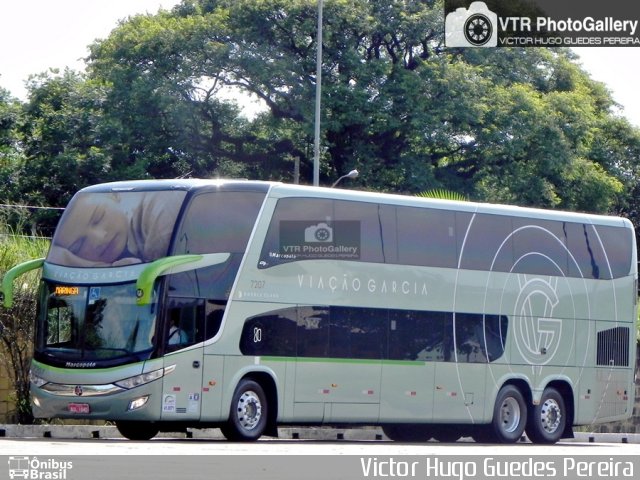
2;435;639;455
2;436;638;480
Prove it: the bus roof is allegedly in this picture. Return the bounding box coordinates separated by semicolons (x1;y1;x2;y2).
78;178;278;194
268;183;632;229
76;179;631;229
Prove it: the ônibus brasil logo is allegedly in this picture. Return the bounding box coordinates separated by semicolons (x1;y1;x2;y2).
8;456;73;480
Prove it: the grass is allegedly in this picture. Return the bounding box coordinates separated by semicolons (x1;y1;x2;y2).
0;228;50;423
0;230;50;292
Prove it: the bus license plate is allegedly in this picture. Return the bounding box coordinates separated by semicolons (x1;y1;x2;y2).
68;403;90;414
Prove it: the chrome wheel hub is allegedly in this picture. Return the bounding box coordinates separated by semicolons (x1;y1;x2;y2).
540;398;562;434
237;390;262;431
499;397;521;433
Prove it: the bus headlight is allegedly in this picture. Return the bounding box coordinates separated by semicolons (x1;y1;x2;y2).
114;365;174;390
115;368;165;390
30;370;48;388
127;395;150;411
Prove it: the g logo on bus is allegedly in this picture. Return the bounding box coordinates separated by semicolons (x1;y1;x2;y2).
74;385;83;396
513;275;562;366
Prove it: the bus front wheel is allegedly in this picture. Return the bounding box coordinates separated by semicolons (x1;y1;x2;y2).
116;421;159;440
382;424;434;442
221;379;268;441
526;387;566;444
489;385;527;443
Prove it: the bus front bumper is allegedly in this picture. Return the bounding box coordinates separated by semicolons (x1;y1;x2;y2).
30;379;163;421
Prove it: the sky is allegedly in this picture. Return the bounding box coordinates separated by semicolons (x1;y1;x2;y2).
0;0;180;97
0;1;639;127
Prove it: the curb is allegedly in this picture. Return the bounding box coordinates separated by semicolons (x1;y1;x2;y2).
0;425;380;441
0;425;638;443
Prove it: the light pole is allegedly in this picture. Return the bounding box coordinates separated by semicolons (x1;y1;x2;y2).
331;169;359;188
313;0;323;186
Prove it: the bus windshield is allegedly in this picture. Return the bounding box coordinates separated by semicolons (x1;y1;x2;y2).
36;282;156;364
47;190;186;267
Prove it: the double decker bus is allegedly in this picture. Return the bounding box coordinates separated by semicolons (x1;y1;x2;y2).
2;179;636;443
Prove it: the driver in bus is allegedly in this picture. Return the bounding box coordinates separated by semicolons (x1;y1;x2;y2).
48;191;179;267
167;312;188;346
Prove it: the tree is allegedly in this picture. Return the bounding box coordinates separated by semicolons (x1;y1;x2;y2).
19;70;110;196
86;7;278;179
0;232;49;424
587;115;640;221
81;0;635;215
10;70;110;233
2;0;633;218
0;87;24;202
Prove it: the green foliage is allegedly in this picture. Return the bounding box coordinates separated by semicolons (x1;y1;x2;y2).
0;88;25;204
416;189;468;202
0;219;50;423
19;70;110;203
0;0;637;223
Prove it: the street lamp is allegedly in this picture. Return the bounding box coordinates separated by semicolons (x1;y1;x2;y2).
313;0;323;186
331;169;359;188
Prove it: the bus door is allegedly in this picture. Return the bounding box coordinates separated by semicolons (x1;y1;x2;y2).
160;298;205;420
433;361;486;422
379;310;440;422
432;313;493;423
294;306;382;423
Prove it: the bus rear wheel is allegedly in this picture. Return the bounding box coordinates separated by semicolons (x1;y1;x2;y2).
116;421;159;440
221;379;268;441
526;387;566;444
489;385;527;443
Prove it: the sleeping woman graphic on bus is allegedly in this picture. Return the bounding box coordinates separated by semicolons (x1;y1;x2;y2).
47;191;182;267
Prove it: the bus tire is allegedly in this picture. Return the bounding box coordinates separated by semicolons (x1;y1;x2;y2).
472;425;497;443
431;426;461;443
526;387;566;444
382;424;434;442
490;385;527;443
221;379;268;441
115;421;159;440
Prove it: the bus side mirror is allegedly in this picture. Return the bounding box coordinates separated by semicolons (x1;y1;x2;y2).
136;253;231;305
1;258;45;308
136;255;203;306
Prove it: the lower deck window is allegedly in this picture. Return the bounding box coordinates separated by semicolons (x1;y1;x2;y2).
240;306;508;363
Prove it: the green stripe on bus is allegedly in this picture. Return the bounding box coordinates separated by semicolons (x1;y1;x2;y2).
261;356;422;366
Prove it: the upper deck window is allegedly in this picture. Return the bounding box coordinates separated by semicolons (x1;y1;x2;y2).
259;197;633;279
167;190;266;299
173;191;266;255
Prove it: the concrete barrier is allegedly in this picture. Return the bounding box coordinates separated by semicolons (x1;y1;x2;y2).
0;424;638;443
